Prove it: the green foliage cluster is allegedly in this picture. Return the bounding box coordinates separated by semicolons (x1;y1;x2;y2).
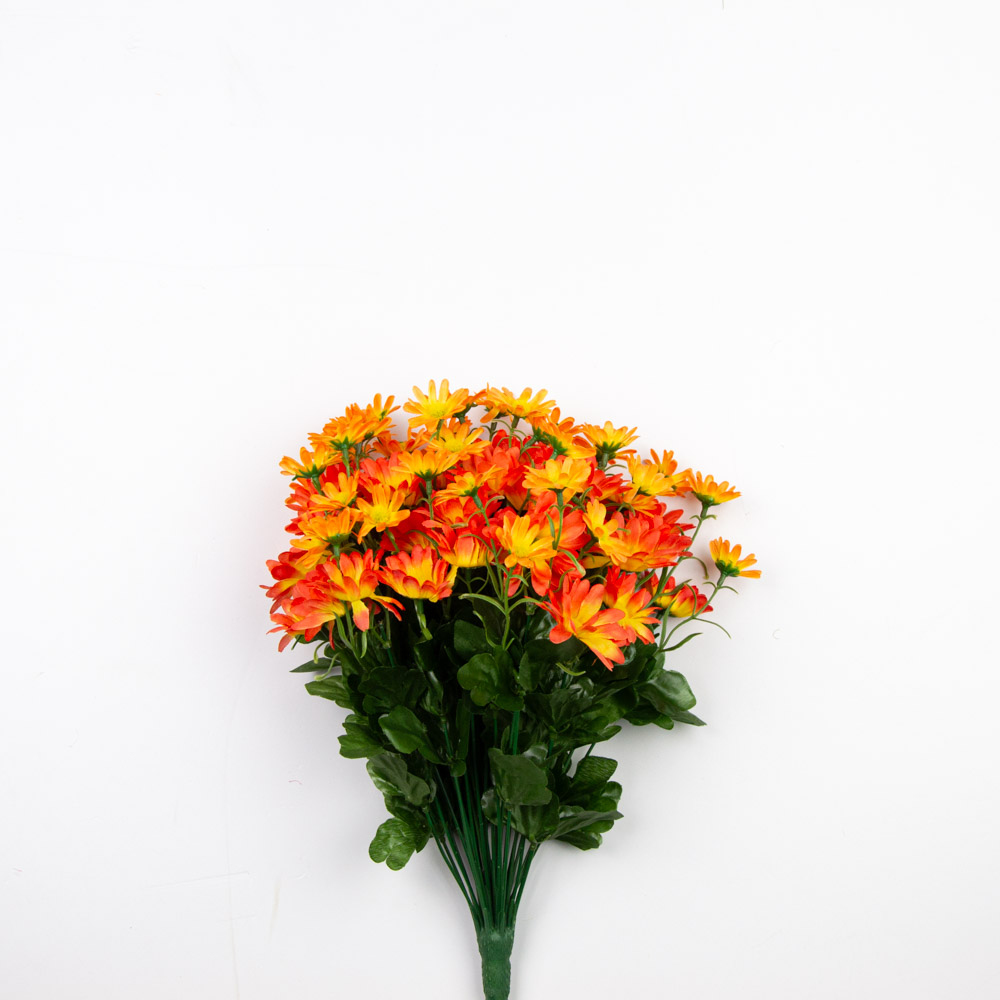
295;584;704;876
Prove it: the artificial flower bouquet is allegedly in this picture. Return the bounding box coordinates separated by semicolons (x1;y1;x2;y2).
264;382;759;1000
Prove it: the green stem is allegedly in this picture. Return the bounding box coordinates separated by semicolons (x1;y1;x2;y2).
553;489;565;548
429;710;541;998
659;576;725;650
666;501;713;585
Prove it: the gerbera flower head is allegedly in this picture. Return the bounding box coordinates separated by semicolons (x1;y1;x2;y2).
305;550;402;630
313;407;384;452
522;457;594;501
679;471;741;507
429;420;488;459
380;547;457;601
494;509;557;595
268;597;325;651
539;578;628;671
534;408;591;458
434;526;492;568
600;513;690;572
262;549;316;607
653;576;713;617
279;443;339;479
626;458;676;499
709;538;761;579
602;568;659;644
396;448;460;481
404;380;470;432
480;386;555;425
436;466;499;501
365;393;399;421
582;499;619;546
355;484;411;538
294;508;359;548
308;471;359;512
577;422;639;463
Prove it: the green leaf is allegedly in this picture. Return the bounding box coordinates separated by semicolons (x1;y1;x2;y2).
555;779;623;848
305;676;351;708
378;706;444;763
530;687;594;733
664;632;702;652
368;818;418;870
624;702;673;727
509;798;561;843
643;669;697;713
553;806;624;838
557;828;604;850
383;797;430;851
291;658;332;673
366;752;433;807
338;715;384;759
480;787;498;824
457;653;522;711
593;724;622;744
517;638;565;691
669;709;706;727
411;636;438;674
359;668;426;715
597;781;623;811
569;756;618;800
463;596;505;642
454;620;491;659
453;699;472;763
336;645;364;676
488;749;552;807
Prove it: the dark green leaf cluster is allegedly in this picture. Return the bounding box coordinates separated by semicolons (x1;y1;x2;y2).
295;590;704;871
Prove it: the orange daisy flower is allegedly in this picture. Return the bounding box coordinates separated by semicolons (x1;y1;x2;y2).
602;569;659;644
262;549;317;608
522;457;594;501
268;597;325;651
709;538;761;579
576;422;639;462
355;484;412;537
626;458;676;500
435;466;500;501
479;386;556;424
395;448;460;481
678;471;741;507
297;551;402;631
539;579;628;671
293;509;359;549
600;513;690;572
653;576;713;617
307;471;359;512
494;510;558;595
534;408;590;458
428;420;488;459
404;379;470;431
279;443;339;479
434;525;492;568
380;547;457;601
582;498;618;545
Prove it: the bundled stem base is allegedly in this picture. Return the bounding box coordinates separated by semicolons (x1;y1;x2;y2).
477;926;515;1000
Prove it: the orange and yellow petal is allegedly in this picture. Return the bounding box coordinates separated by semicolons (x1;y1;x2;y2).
380;547;457;601
403;379;470;431
522;457;594;500
678;471;741;507
709;538;761;578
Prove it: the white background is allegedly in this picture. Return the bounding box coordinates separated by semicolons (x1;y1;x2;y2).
2;2;999;997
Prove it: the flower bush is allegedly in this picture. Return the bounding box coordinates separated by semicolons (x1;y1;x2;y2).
264;382;759;1000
